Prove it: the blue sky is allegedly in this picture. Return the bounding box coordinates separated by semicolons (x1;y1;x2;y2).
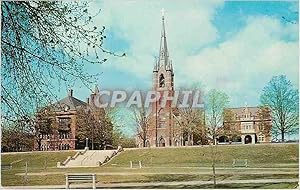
57;0;298;137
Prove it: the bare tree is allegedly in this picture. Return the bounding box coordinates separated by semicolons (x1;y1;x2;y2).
260;75;299;142
173;107;204;146
222;109;240;143
257;106;272;140
1;1;124;121
205;89;229;188
172;84;205;146
134;106;151;148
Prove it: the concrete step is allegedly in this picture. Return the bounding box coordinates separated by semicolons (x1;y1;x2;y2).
63;149;119;167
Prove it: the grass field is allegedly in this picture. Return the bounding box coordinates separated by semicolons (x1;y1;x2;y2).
109;143;299;168
1;143;299;188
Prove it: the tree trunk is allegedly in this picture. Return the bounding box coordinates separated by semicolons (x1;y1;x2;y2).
37;140;41;151
281;130;285;142
212;137;217;188
91;138;94;150
212;161;216;188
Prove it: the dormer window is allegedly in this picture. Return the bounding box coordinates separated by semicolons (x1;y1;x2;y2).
64;105;70;112
159;74;165;87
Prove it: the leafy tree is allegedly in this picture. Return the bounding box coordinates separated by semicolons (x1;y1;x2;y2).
76;107;113;150
1;119;34;152
112;127;136;148
205;89;230;144
95;109;114;149
1;1;124;121
205;89;229;188
260;75;299;142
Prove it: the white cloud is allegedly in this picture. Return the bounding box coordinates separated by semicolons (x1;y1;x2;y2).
88;1;298;107
180;16;298;106
89;0;224;78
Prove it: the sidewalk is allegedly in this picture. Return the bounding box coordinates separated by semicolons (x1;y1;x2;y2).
3;178;299;189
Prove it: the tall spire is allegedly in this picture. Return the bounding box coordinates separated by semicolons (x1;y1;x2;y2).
158;8;169;68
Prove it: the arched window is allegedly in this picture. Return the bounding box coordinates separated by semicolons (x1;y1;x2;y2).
145;140;150;147
158;109;166;128
174;139;180;146
159;74;165;87
159;137;165;147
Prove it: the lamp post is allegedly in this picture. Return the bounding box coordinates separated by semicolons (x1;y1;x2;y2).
85;137;89;149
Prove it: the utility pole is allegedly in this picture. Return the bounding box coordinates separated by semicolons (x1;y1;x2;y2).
155;92;158;147
85;137;89;149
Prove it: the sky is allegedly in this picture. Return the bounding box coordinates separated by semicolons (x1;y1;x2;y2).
59;0;299;136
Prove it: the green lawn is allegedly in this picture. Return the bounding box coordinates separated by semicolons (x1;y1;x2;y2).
109;144;299;168
1;151;76;169
1;144;299;188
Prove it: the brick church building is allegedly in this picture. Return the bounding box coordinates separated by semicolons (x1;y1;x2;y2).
137;13;183;148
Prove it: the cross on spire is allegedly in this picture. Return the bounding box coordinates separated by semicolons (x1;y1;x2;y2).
161;8;165;18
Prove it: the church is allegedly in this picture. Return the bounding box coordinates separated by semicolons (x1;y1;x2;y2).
136;13;272;147
137;13;184;147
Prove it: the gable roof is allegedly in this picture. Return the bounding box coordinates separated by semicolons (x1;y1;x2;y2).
226;107;260;116
51;95;87;112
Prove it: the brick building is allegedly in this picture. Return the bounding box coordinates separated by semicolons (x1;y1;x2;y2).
221;106;272;144
34;87;101;151
136;13;184;148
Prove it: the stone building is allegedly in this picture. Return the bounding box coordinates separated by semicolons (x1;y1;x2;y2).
221;106;272;144
34;87;102;151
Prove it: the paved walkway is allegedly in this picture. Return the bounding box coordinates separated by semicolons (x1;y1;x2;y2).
4;178;299;189
101;178;299;188
15;166;298;176
16;170;299;176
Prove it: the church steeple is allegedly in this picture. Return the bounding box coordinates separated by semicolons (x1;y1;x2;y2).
158;9;169;69
153;9;174;90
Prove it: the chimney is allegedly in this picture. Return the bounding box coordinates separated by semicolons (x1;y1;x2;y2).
68;89;73;97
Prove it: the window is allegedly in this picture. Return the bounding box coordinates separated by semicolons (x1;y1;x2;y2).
259;125;264;131
258;134;265;142
158;122;166;128
59;131;70;139
159;74;165;87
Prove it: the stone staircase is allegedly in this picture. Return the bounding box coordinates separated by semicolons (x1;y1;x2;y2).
57;146;123;168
